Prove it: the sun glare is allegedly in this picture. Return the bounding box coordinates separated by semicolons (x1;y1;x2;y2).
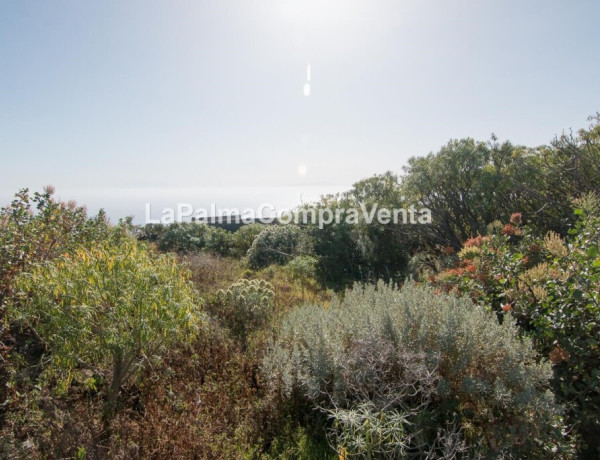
303;63;311;96
297;163;308;176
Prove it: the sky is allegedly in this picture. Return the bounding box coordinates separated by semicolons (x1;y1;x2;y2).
1;0;599;222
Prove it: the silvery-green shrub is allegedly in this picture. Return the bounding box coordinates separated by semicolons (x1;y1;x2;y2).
263;282;573;458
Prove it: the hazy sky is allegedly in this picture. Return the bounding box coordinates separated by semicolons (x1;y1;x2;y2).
1;0;599;221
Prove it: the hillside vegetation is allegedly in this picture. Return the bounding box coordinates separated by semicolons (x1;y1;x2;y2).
1;115;599;458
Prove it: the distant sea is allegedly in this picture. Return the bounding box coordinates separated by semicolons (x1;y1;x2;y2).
1;186;350;225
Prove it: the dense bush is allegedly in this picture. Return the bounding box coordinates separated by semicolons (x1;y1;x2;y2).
300;174;412;288
204;226;234;255
155;222;211;253
145;221;234;256
135;222;166;242
531;114;600;232
401;116;600;252
0;187;110;305
430;201;600;455
247;225;311;269
0;187;113;439
140;222;265;260
264;282;573;458
8;238;201;422
229;223;264;258
307;218;364;289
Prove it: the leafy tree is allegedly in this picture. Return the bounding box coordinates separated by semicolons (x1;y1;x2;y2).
345;172;412;282
301;175;412;289
299;195;365;289
401;138;518;249
401;117;600;252
529;114;600;234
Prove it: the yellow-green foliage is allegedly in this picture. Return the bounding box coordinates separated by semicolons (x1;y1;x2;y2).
0;187;111;302
256;265;332;314
457;245;481;260
10;238;201;415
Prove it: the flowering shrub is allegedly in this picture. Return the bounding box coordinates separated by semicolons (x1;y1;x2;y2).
0;187;116;431
429;201;600;455
217;278;274;345
0;187;110;304
264;282;572;457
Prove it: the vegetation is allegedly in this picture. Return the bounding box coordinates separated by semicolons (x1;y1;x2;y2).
217;278;274;346
264;282;572;458
10;239;201;422
0;113;599;457
246;224;311;269
428;200;600;456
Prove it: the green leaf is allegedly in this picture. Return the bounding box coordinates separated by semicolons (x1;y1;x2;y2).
586;246;599;259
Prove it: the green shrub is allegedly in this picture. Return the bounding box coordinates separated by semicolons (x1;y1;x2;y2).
286;256;319;301
230;223;264;258
204;226;233;255
540;200;600;453
135;222;166;242
153;222;236;256
0;187;114;431
9;238;201;420
0;187;110;304
247;225;311;269
156;222;209;252
245;422;334;460
263;282;573;458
